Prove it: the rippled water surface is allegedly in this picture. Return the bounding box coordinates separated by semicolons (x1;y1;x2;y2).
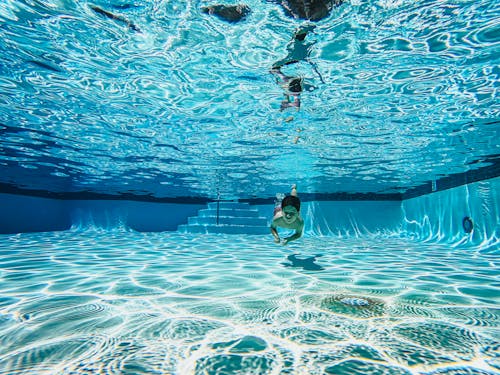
0;0;499;199
0;231;498;374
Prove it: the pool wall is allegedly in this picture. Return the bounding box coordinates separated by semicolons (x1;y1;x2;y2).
0;195;203;234
0;193;70;234
67;200;204;232
1;177;498;248
402;176;499;247
253;201;403;237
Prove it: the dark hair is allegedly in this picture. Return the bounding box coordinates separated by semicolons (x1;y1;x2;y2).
288;77;303;93
282;195;300;211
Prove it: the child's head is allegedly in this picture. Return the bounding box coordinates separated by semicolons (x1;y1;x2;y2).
281;195;300;211
281;195;301;224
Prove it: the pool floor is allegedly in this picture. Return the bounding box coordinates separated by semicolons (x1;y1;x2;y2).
0;231;498;374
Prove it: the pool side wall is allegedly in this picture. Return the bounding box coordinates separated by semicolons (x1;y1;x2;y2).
0;176;498;248
68;200;204;232
253;201;403;237
0;195;203;234
401;176;499;247
0;193;70;234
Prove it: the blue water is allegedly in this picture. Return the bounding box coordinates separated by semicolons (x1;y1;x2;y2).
0;1;499;373
0;231;498;374
0;0;499;199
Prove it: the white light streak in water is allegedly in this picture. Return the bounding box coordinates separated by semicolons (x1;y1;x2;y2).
0;0;498;198
0;231;498;374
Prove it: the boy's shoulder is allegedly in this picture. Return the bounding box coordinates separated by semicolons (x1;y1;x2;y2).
271;213;285;226
296;215;305;228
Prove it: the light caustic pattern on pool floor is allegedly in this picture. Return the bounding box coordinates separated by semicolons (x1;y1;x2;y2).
0;231;498;375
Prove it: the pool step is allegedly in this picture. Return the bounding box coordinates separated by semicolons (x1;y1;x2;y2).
178;201;269;235
188;216;268;226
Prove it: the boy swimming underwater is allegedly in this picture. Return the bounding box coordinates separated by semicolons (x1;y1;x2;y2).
270;185;304;245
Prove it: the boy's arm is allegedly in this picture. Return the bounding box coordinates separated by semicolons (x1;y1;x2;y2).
283;220;304;245
270;222;280;243
283;229;302;245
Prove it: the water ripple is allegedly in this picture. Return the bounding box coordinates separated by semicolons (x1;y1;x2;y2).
0;0;497;198
438;306;500;328
320;294;386;318
0;231;498;374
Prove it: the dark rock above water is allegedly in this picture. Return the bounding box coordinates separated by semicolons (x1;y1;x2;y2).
202;1;343;24
201;4;251;23
280;0;344;21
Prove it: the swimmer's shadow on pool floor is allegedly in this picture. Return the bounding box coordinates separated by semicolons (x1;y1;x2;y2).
281;254;325;271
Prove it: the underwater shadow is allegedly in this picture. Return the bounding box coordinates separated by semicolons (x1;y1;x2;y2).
281;254;324;271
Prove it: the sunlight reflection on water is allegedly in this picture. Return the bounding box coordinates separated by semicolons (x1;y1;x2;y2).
0;231;498;374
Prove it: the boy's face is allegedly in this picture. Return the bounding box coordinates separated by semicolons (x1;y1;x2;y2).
283;206;299;224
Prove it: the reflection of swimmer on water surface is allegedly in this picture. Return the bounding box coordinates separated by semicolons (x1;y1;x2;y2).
270;25;321;110
200;2;347;111
269;0;346;110
272;25;317;70
270;69;304;111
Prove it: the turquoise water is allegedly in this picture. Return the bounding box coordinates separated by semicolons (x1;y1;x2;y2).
0;0;499;199
0;1;499;372
0;231;498;374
